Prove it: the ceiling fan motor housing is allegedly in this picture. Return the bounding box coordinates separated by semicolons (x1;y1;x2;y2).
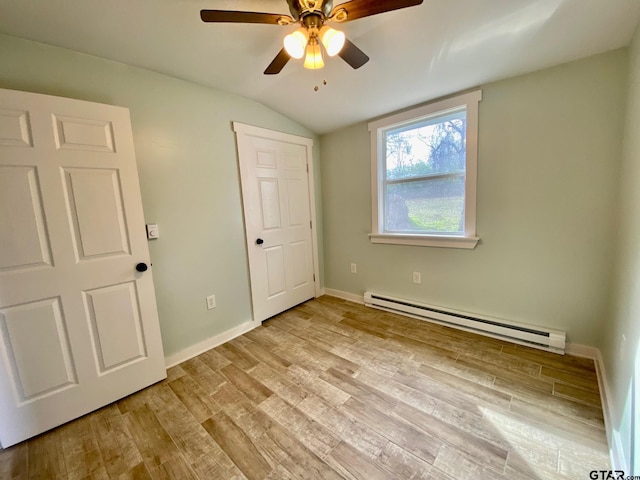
287;0;333;21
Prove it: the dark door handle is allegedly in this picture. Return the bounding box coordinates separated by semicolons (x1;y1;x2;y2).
136;263;148;272
256;238;264;245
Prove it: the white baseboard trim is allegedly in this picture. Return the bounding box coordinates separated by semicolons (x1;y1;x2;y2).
611;429;628;474
594;349;627;473
324;288;364;304
565;342;599;359
595;350;614;463
164;320;260;368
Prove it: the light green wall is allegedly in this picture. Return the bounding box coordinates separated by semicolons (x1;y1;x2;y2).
602;25;640;472
321;49;628;346
0;33;322;358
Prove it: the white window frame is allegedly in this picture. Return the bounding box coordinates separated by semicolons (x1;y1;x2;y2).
368;90;482;249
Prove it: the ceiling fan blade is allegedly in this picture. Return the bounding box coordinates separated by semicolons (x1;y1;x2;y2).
338;39;369;69
264;48;291;75
331;0;423;22
200;10;292;24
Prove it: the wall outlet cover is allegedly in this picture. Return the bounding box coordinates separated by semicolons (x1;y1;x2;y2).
206;294;216;310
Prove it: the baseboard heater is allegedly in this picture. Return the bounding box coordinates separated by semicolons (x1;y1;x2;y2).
363;291;566;354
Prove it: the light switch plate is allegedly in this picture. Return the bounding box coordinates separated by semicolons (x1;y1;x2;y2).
146;224;159;239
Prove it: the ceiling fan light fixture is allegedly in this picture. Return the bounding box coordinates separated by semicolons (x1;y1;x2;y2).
319;26;345;56
284;28;308;59
303;38;325;69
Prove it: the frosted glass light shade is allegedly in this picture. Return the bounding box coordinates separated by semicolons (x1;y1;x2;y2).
304;40;324;69
319;26;345;56
284;29;308;59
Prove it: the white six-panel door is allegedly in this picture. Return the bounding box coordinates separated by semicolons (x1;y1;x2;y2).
0;88;166;447
234;123;319;322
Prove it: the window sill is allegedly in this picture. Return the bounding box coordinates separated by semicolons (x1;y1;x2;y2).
369;233;480;249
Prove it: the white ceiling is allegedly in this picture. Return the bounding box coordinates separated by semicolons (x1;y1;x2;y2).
0;0;638;134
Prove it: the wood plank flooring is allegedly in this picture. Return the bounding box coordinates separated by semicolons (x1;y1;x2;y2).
0;295;610;479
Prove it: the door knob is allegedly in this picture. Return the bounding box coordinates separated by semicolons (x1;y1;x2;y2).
136;263;148;272
256;238;264;245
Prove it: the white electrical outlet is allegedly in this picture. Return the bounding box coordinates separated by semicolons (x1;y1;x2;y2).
350;263;357;274
413;272;421;284
206;294;216;310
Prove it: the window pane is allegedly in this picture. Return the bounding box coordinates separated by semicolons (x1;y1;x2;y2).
385;176;465;234
385;111;466;180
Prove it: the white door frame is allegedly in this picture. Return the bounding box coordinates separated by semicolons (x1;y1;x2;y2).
233;122;322;315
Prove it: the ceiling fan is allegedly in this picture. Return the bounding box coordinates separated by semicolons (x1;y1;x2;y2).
200;0;424;75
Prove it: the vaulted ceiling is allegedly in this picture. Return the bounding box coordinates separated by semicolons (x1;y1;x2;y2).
0;0;638;134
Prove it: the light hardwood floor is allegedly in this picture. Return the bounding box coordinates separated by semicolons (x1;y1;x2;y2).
0;295;609;479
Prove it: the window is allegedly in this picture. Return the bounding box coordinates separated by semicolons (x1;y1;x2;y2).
369;90;481;248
